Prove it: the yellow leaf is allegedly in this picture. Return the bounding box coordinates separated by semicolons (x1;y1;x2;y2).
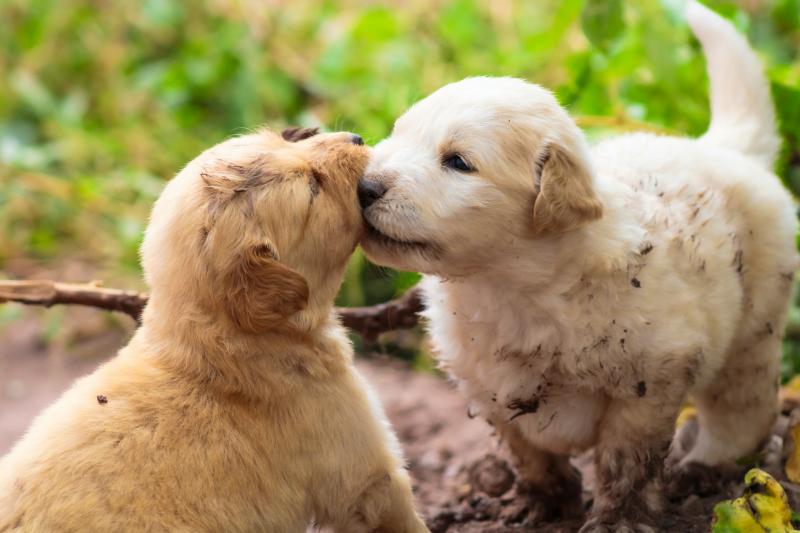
780;376;800;410
712;468;798;533
712;499;767;533
675;404;697;430
784;376;800;393
786;424;800;483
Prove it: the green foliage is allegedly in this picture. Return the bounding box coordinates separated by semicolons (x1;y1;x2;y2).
0;0;799;360
774;82;800;192
582;0;624;54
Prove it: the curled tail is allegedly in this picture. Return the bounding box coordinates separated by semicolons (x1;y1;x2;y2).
687;1;779;169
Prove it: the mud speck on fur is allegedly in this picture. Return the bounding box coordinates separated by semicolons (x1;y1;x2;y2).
507;397;540;421
732;248;744;275
198;227;210;250
309;174;321;201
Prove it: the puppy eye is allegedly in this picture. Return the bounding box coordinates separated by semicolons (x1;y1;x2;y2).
442;154;474;172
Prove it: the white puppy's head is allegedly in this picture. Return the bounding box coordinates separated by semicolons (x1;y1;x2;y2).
359;77;603;276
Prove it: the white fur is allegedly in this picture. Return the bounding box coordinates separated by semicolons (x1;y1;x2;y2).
688;0;780;167
360;2;797;527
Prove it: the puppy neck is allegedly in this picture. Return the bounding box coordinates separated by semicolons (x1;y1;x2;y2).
136;293;351;399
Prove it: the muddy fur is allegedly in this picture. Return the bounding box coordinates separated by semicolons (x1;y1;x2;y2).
358;3;797;530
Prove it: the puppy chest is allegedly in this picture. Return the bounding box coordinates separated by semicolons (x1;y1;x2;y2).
475;381;608;455
453;350;608;454
511;391;608;454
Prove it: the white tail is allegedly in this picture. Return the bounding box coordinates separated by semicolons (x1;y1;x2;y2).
686;1;779;169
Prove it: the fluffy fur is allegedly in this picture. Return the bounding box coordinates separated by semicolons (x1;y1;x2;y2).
0;129;428;533
359;3;797;531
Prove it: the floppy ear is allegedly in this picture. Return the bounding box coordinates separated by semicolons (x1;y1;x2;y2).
221;242;310;333
532;141;603;234
281;127;320;142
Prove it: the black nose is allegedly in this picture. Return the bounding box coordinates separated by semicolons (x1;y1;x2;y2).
358;179;387;209
351;134;364;146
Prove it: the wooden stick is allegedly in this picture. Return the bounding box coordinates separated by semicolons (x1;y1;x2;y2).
339;286;423;342
4;279;800;343
0;279;423;339
0;280;148;323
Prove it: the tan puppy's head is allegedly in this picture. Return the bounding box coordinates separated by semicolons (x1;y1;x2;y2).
141;128;369;333
359;76;602;277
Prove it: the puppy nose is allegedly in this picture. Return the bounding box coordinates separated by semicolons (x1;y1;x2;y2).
358;179;387;209
350;134;364;146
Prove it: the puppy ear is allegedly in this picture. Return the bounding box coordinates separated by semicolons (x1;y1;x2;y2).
221;242;309;333
532;142;603;234
281;127;320;143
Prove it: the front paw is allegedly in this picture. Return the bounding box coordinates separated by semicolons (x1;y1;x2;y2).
516;470;584;522
578;514;656;533
666;461;736;500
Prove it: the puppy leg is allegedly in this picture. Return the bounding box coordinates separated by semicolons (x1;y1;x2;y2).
334;469;428;533
496;420;582;521
370;469;429;533
581;391;683;533
321;369;428;533
673;335;780;493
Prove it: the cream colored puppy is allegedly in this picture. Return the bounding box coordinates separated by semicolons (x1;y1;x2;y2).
358;3;797;532
0;127;428;533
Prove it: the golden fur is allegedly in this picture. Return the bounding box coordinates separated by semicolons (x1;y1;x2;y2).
0;129;428;533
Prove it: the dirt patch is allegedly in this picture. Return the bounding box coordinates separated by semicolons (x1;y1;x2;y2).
0;308;132;454
2;316;799;532
361;358;800;532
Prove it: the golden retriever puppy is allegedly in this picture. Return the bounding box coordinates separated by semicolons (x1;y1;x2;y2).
0;127;428;533
357;3;797;532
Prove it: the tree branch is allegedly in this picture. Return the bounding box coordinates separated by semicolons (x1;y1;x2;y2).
0;279;423;339
339;286;423;342
0;280;148;323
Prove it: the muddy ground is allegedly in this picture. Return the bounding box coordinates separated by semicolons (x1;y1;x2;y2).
2;305;798;532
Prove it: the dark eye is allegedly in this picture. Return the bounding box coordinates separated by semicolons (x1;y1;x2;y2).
443;154;474;172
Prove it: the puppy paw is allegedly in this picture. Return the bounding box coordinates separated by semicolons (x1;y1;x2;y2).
578;515;656;533
467;454;515;497
516;472;583;522
666;461;733;500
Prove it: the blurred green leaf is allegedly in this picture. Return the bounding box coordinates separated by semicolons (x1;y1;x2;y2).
582;0;624;54
394;271;422;295
773;82;800;191
353;7;400;44
437;0;488;50
0;0;798;367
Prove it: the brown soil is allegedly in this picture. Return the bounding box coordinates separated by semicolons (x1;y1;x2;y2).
360;358;736;533
2;312;799;532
